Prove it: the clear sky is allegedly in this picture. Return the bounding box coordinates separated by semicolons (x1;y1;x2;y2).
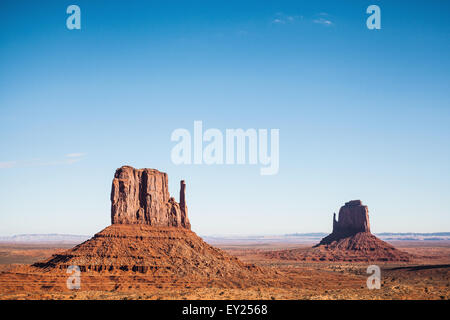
1;0;449;236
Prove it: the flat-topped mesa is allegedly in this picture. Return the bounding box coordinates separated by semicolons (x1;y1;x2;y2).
110;166;191;229
332;200;370;237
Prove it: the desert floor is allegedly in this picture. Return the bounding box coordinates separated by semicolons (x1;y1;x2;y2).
0;241;449;300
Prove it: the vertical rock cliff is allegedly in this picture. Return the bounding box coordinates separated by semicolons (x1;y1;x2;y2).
110;166;191;229
332;200;370;236
317;200;371;245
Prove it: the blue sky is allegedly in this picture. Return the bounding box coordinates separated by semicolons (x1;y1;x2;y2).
0;0;449;236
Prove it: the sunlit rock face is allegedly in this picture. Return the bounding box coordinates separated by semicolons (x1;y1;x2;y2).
110;166;190;229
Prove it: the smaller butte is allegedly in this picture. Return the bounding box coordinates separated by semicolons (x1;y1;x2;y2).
266;200;413;262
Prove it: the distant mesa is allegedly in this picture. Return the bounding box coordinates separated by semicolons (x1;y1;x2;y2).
266;200;413;262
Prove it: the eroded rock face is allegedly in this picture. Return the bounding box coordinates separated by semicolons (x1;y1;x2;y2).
301;200;413;261
110;166;191;229
316;200;372;245
332;200;370;236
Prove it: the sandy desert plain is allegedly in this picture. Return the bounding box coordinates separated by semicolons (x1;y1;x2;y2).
0;238;449;300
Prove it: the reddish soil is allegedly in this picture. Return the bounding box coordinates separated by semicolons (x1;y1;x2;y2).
0;233;449;300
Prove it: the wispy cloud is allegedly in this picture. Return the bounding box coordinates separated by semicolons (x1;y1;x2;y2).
272;18;285;24
65;153;86;158
271;12;333;27
271;13;303;25
236;30;249;36
313;17;334;26
313;12;334;26
0;161;17;169
0;153;86;169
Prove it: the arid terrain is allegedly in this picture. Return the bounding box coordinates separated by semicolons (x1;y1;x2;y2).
0;169;448;300
0;239;448;300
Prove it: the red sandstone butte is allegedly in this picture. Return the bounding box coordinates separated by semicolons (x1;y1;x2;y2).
28;166;265;287
265;200;413;262
311;200;412;261
111;166;190;229
319;200;370;244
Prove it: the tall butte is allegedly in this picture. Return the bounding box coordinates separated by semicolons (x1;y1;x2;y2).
110;166;190;228
31;166;265;290
267;200;412;262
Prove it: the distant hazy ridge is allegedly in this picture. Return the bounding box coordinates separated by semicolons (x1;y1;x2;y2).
0;232;449;243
